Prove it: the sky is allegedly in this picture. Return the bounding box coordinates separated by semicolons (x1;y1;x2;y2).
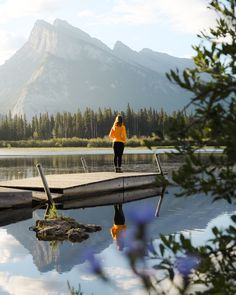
0;0;218;65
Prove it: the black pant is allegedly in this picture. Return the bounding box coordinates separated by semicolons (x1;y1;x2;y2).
113;141;124;168
114;205;125;225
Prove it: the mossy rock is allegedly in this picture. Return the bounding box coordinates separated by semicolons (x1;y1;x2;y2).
31;217;102;242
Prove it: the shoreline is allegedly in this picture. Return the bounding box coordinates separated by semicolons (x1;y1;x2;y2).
0;146;223;157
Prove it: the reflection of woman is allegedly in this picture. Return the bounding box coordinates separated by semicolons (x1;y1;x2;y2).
110;204;127;251
109;114;127;173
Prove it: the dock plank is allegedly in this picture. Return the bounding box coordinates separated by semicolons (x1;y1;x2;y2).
0;172;159;200
0;187;32;209
63;187;162;209
0;207;32;226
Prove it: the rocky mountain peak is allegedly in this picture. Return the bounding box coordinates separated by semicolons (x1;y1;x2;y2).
53;18;92;41
113;40;140;66
0;18;192;118
29;19;111;57
139;48;154;55
113;41;132;52
53;18;71;28
28;19;57;54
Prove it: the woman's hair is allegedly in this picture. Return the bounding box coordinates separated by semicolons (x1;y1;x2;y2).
114;114;123;127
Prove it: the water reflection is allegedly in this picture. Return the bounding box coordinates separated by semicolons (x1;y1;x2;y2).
0;153;177;182
155;186;166;217
0;229;28;263
111;204;127;251
0;208;32;227
2;186;235;275
62;187;162;209
0;152;234;294
0;271;69;295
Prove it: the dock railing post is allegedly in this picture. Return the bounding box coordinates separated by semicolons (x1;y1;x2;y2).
81;157;89;173
36;163;54;205
154;153;164;176
155;185;166;217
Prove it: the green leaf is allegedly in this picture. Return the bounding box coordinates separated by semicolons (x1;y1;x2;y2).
231;215;236;223
212;226;219;236
168;268;175;281
159;243;165;256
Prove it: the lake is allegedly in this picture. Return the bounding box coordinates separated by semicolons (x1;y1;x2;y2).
0;149;234;295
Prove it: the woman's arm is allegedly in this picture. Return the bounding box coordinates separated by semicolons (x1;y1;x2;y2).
121;125;127;142
109;127;115;139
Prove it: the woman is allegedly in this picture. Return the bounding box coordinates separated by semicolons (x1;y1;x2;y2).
109;114;127;173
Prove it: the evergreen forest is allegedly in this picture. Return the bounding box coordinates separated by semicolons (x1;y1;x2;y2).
0;105;193;142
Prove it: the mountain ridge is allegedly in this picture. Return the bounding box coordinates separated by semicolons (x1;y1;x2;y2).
0;19;192;118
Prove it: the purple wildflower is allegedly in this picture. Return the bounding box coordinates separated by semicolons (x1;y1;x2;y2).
124;229;146;260
82;248;102;274
175;254;201;278
127;203;155;225
147;241;157;256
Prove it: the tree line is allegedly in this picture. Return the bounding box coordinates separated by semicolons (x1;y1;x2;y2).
0;104;193;141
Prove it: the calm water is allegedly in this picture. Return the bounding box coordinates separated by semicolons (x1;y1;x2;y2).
0;151;175;181
0;151;235;295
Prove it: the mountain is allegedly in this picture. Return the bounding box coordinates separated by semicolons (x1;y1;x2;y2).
113;41;192;73
0;19;193;118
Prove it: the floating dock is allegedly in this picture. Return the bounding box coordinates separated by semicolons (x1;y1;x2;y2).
0;207;32;226
0;172;159;202
62;186;163;209
0;187;32;209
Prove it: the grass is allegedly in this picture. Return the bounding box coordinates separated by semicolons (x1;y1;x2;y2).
0;137;222;150
0;136;177;148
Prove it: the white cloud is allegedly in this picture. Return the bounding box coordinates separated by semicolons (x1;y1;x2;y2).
0;229;28;263
0;0;66;22
0;0;67;63
0;30;25;65
80;265;146;294
80;274;97;281
0;272;68;295
103;266;146;294
153;0;216;33
78;10;95;18
78;0;216;34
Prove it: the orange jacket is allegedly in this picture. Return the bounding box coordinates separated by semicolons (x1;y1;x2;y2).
109;124;127;143
110;224;127;240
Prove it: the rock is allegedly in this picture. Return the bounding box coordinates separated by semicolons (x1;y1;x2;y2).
79;223;102;232
37;225;67;241
33;217;102;243
67;228;89;243
36;218;78;229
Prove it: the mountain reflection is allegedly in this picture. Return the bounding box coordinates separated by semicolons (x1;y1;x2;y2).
4;186;236;274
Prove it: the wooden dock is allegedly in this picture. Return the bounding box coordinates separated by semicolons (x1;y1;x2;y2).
0;207;32;226
0;187;32;209
0;172;159;202
62;186;163;209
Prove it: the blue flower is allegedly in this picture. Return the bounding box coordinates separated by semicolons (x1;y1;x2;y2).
123;229;146;260
127;204;155;225
82;248;102;274
175;254;200;278
147;241;157;256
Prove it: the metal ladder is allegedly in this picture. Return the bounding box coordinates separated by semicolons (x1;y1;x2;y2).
80;157;89;173
154;153;164;176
